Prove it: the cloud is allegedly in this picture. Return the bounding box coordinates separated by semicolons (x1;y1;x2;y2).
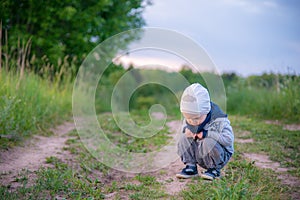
114;49;214;73
114;51;184;72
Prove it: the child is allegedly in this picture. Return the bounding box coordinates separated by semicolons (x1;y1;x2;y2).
176;83;234;180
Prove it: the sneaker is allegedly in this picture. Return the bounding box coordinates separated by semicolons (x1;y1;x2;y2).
176;165;198;179
201;168;221;180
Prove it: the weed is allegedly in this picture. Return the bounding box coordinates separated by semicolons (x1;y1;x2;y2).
45;156;61;164
135;174;158;186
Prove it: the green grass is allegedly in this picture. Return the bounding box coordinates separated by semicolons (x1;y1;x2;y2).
0;161;105;199
0;71;72;148
1;112;298;199
179;157;286;200
230;115;300;172
104;175;168;200
226;75;300;122
97;112;172;153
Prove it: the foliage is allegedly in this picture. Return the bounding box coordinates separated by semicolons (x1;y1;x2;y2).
179;67;206;86
175;69;300;121
96;66;182;115
96;66;300;122
129;83;179;115
0;0;151;71
95;63;127;112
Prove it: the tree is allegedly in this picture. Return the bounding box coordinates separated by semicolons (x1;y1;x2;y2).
0;0;151;70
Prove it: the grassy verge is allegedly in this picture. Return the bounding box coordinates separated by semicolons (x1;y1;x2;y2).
230;115;300;177
0;71;72;148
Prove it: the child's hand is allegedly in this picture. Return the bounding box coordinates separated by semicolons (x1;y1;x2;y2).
194;132;203;140
185;128;195;138
185;128;203;140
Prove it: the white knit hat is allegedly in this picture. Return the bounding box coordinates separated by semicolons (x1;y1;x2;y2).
180;83;211;115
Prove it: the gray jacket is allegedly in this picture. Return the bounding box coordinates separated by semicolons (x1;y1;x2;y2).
182;102;234;155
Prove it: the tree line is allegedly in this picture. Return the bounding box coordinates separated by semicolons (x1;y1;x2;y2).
0;0;151;77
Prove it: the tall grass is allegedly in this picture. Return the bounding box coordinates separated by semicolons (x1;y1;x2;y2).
0;71;72;142
0;23;73;146
226;74;300;122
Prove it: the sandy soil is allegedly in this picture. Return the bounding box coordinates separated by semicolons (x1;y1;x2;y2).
155;120;194;195
0;122;76;189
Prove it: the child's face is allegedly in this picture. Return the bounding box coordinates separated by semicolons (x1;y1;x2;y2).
182;112;207;126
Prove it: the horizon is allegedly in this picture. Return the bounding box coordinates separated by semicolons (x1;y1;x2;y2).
114;56;298;77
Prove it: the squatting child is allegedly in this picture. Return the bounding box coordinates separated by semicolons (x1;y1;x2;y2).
176;83;234;180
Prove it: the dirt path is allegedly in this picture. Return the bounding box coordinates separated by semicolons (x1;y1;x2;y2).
0;122;76;189
104;118;199;199
0;115;191;195
265;120;300;131
235;129;300;199
243;152;300;199
2;115;298;198
154;120;191;195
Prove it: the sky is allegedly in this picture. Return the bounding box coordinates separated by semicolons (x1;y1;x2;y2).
123;0;300;76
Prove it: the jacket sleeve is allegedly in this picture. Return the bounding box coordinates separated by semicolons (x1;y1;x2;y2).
206;118;234;147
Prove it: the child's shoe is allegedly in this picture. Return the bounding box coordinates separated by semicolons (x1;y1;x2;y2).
201;168;221;180
176;165;198;179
